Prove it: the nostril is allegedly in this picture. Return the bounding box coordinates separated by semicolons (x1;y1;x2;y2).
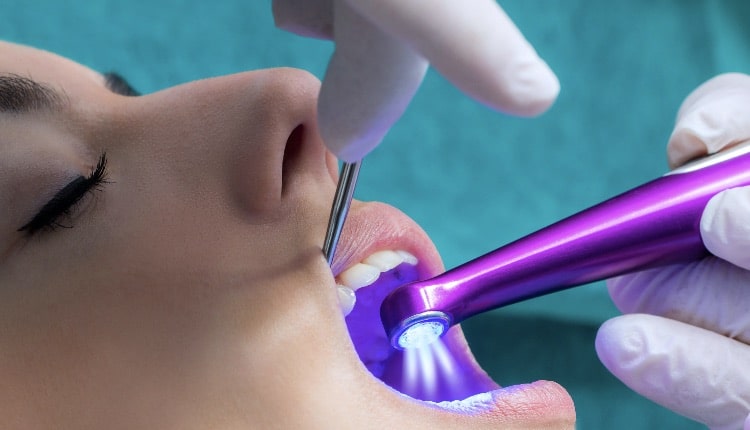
281;124;307;194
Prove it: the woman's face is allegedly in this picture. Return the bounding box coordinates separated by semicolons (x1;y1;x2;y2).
0;41;574;429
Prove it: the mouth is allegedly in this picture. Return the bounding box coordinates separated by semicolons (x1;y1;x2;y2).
331;200;574;416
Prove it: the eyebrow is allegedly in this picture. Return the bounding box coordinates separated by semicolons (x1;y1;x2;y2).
0;74;66;113
0;71;140;115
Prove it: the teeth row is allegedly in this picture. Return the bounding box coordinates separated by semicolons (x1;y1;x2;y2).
336;250;418;316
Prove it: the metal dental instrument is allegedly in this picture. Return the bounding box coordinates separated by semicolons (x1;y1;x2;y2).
322;161;362;265
313;1;427;268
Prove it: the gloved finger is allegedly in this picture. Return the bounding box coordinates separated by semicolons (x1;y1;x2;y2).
317;1;428;162
702;187;750;271
596;314;750;430
346;0;559;117
667;73;750;168
607;257;750;344
272;0;333;40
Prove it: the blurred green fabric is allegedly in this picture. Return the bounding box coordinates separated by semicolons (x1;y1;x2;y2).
2;1;747;428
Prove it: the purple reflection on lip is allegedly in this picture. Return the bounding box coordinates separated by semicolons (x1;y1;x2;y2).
345;262;498;402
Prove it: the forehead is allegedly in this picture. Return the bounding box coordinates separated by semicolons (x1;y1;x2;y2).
0;41;105;98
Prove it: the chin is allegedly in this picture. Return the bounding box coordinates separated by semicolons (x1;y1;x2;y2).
331;200;575;416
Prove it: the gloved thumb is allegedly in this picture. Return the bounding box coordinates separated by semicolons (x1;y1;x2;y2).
667;73;750;168
666;73;750;271
596;314;750;430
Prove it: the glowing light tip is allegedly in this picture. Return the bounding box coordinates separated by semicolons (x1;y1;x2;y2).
397;321;446;350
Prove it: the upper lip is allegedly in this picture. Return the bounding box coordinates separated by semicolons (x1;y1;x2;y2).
329;200;444;278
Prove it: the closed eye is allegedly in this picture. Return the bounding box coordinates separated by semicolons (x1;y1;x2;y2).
18;153;109;235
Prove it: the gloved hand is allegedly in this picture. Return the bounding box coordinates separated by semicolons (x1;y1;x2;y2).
273;0;559;162
595;73;750;430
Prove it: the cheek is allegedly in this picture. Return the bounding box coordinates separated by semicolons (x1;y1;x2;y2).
90;176;330;289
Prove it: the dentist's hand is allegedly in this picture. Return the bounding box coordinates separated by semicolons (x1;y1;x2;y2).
596;73;750;430
273;0;559;162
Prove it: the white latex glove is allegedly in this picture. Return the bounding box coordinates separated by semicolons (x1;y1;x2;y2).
596;73;750;430
273;0;559;162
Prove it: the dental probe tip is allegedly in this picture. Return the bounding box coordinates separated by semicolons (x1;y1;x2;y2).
322;161;362;266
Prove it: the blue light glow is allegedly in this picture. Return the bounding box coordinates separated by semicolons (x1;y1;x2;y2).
402;338;461;400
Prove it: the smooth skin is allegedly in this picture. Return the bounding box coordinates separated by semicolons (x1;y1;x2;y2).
0;41;574;430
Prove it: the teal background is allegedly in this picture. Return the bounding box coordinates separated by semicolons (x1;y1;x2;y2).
3;1;748;428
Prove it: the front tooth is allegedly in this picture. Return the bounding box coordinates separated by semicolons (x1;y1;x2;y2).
396;250;418;266
364;250;405;272
338;263;381;290
337;286;356;316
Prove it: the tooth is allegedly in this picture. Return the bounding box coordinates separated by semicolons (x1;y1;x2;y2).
338;263;381;290
396;250;418;266
336;250;420;291
364;250;405;272
337;285;356;316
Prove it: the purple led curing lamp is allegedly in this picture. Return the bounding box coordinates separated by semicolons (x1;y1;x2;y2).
382;142;750;350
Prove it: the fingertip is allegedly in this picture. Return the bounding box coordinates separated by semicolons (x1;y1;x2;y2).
595;316;647;376
500;57;560;117
434;46;560;117
667;126;708;169
668;72;750;169
348;0;560;117
598;315;750;429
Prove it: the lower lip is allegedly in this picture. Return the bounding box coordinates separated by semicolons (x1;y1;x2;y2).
341;262;574;420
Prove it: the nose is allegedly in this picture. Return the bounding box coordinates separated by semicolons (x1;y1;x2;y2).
120;67;333;215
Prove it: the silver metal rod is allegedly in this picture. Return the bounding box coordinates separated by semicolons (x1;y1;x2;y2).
322;161;362;266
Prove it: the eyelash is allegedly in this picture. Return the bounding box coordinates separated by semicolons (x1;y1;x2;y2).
18;154;109;236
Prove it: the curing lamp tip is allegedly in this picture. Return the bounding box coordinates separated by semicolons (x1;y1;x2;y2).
382;142;750;350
